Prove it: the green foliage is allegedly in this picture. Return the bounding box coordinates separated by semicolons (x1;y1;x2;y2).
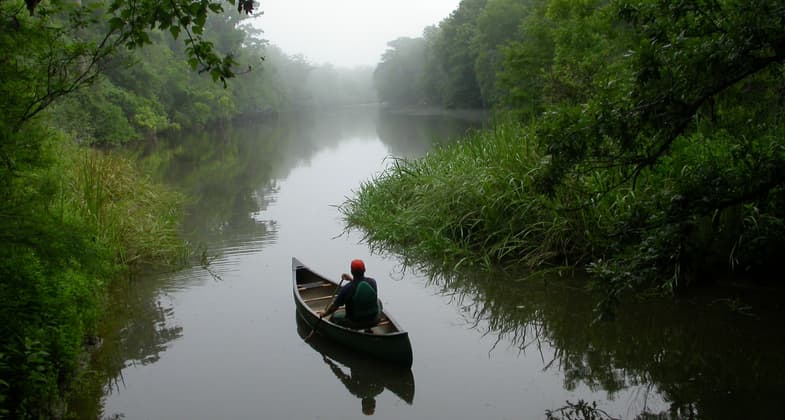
374;37;429;106
101;0;256;84
352;0;785;314
498;0;553;117
0;136;186;417
431;0;487;108
473;0;531;106
374;0;488;108
341;122;577;271
0;0;274;416
67;147;188;267
0;0;255;148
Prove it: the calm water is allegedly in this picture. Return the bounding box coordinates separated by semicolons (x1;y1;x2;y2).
78;106;785;419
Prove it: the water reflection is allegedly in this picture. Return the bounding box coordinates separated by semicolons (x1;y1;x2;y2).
422;266;785;419
73;107;485;419
376;108;488;158
70;272;185;416
135;122;285;257
132;107;485;260
295;316;415;416
74;106;785;419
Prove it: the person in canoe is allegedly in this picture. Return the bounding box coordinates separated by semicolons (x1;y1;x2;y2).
320;259;382;329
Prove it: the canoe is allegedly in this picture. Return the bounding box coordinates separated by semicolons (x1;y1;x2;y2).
295;315;415;405
292;257;413;367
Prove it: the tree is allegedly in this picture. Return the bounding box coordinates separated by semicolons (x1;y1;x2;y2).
374;37;428;106
1;0;255;136
473;0;532;107
532;0;785;295
429;0;487;108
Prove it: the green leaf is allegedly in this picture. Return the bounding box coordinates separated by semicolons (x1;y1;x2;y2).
169;25;181;39
108;17;124;31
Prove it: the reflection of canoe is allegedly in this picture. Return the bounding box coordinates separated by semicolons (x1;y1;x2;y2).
296;315;415;405
292;257;413;367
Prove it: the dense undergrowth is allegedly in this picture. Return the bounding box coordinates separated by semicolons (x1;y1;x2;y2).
340;118;785;311
0;128;185;418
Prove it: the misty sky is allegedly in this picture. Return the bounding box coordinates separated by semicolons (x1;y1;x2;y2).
250;1;461;68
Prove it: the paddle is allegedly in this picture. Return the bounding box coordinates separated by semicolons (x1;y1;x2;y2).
305;277;345;341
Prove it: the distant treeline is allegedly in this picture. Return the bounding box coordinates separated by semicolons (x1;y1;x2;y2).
374;0;532;109
50;12;377;145
374;0;644;111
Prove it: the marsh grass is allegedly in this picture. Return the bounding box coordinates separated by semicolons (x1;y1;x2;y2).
341;122;591;271
340;119;785;304
65;146;188;269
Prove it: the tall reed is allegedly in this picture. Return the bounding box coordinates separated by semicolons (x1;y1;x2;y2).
66;147;187;269
341;122;586;271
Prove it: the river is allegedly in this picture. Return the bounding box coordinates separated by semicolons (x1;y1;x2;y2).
75;106;785;419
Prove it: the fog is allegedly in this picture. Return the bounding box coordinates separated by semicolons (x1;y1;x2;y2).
251;0;461;68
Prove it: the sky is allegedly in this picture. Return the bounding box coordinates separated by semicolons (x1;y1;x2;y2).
249;0;461;68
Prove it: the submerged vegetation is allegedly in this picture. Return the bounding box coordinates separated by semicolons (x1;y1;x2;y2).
349;0;785;309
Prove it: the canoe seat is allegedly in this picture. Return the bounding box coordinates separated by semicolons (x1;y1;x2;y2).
362;320;392;334
298;281;329;291
303;295;334;303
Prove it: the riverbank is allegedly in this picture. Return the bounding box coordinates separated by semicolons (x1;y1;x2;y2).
0;134;186;418
339;119;785;312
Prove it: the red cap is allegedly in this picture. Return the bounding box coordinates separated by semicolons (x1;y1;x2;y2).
350;259;365;273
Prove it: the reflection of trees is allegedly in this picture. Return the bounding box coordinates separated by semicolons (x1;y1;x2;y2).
135;107;388;250
135;121;286;249
376;109;487;159
134;106;484;253
68;273;184;417
422;266;785;419
133;107;487;248
103;274;184;368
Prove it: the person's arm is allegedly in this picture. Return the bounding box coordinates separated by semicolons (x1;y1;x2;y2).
322;300;338;317
320;282;350;318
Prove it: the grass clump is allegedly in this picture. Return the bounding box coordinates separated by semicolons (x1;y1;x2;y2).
67;147;188;268
341;123;582;271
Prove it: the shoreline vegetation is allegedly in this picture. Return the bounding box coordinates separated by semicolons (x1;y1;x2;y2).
347;0;785;315
0;135;186;418
3;0;785;417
